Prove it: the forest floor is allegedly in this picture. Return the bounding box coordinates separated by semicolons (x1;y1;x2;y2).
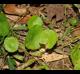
0;4;80;70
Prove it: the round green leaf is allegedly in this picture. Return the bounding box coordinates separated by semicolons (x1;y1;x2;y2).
4;37;19;53
27;15;43;29
40;29;58;49
25;25;43;50
25;26;58;50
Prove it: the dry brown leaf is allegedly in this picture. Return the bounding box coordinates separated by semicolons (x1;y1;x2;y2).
4;4;27;16
28;7;40;15
41;52;68;62
6;14;20;22
17;15;31;24
55;5;65;21
73;29;80;37
72;24;80;37
15;60;21;67
2;65;9;69
4;4;15;14
66;7;77;17
0;58;5;69
45;4;65;21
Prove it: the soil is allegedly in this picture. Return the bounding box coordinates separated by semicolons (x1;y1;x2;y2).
1;4;80;70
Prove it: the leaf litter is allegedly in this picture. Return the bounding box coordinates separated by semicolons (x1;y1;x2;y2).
0;4;80;70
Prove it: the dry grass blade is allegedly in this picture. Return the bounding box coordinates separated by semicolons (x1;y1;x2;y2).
16;58;36;70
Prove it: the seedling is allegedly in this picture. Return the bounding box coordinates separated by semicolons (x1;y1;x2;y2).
25;16;58;50
27;15;43;29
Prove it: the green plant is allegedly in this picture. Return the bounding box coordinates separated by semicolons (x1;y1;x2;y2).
25;16;58;50
4;37;19;53
0;12;58;70
13;54;24;61
27;15;43;29
70;43;80;70
69;17;79;27
7;56;16;70
0;12;10;37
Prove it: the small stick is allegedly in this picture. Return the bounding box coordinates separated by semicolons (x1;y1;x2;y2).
16;58;36;70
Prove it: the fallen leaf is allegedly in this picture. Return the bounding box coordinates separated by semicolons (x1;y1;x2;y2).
41;52;68;62
6;14;20;22
73;29;80;37
17;15;31;24
72;24;80;37
3;65;9;69
45;4;65;21
0;58;5;69
4;4;27;16
15;60;20;67
28;7;40;15
13;54;24;61
55;5;65;22
45;4;56;20
66;7;77;17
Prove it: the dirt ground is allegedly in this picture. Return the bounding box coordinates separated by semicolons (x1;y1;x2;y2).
0;4;80;70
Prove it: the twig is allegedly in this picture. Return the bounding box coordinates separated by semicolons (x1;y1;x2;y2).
16;58;36;70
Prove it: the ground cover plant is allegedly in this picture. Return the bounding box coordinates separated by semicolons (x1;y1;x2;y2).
0;4;80;70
